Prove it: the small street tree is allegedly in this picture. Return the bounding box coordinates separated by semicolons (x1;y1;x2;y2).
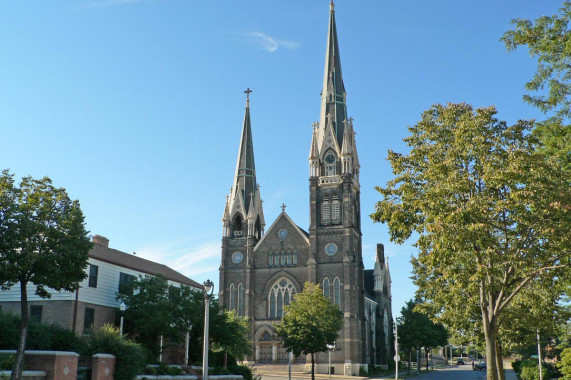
0;170;92;380
398;299;448;373
371;104;571;380
275;282;343;380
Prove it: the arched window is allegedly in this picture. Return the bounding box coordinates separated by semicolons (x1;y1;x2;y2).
268;251;273;267
332;194;340;223
274;251;280;266
324;153;337;176
323;278;330;299
281;250;286;266
238;283;244;316
333;278;341;307
268;278;296;319
287;250;292;265
322;196;331;225
229;283;235;311
293;250;298;265
233;214;243;237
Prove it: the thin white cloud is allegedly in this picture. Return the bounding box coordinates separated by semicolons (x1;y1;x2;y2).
246;32;300;53
86;0;174;8
136;240;220;279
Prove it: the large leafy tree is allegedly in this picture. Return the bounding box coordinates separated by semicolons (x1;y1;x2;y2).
501;1;571;171
275;282;343;380
118;275;251;364
371;104;571;380
0;170;92;380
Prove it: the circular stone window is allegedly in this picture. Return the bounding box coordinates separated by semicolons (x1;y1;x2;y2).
278;229;288;239
231;251;243;264
325;243;338;256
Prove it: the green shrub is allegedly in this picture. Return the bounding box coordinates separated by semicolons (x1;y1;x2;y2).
0;311;81;351
228;364;253;380
84;324;145;380
0;354;15;371
521;365;541;380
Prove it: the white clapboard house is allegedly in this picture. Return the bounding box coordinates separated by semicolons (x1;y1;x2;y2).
0;235;201;334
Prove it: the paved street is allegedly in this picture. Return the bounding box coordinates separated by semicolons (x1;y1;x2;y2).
259;363;518;380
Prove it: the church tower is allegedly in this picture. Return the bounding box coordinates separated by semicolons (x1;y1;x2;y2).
220;89;265;319
309;0;366;370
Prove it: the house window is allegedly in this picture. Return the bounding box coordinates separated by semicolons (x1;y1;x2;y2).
322;196;331;225
229;284;235;311
237;283;245;316
84;307;95;334
268;278;296;319
333;278;341;307
30;306;42;323
88;265;99;288
118;272;135;295
323;278;330;299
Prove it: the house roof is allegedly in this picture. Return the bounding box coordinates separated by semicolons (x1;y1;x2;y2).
89;242;202;289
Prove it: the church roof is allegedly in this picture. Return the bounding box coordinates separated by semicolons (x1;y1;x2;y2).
363;269;375;299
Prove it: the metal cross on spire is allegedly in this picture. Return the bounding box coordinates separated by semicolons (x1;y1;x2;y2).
281;203;286;212
244;87;253;108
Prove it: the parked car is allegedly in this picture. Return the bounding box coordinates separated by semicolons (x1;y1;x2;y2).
456;358;465;365
474;361;486;371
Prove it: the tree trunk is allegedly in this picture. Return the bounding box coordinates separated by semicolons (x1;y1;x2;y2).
417;348;420;374
482;308;499;380
407;350;411;374
11;281;29;380
311;352;315;380
495;339;505;380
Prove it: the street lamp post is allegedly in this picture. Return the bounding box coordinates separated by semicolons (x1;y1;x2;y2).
119;302;126;338
394;321;399;380
202;280;214;380
327;342;335;379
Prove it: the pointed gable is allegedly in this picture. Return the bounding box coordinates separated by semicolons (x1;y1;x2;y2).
254;211;310;251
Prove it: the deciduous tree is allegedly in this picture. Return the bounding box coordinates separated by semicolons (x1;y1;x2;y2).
0;170;92;380
502;1;571;171
275;282;343;380
371;104;571;380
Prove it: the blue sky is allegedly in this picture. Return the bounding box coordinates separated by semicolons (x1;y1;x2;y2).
1;0;559;316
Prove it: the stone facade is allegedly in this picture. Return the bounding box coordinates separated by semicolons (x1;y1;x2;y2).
218;2;393;375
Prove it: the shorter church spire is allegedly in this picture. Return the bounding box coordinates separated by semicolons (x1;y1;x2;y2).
225;90;265;240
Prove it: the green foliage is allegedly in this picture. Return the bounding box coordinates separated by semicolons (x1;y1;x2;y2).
0;355;14;371
0;170;92;379
118;275;251;364
144;363;182;376
0;170;92;296
560;348;571;379
83;324;146;380
0;311;82;351
371;103;571;378
398;299;448;352
227;365;253;380
276;282;343;357
502;2;571;171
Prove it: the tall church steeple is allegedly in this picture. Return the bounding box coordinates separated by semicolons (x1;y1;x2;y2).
223;89;265;239
319;0;348;149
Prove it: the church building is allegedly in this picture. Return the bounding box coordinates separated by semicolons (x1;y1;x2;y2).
218;2;393;375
